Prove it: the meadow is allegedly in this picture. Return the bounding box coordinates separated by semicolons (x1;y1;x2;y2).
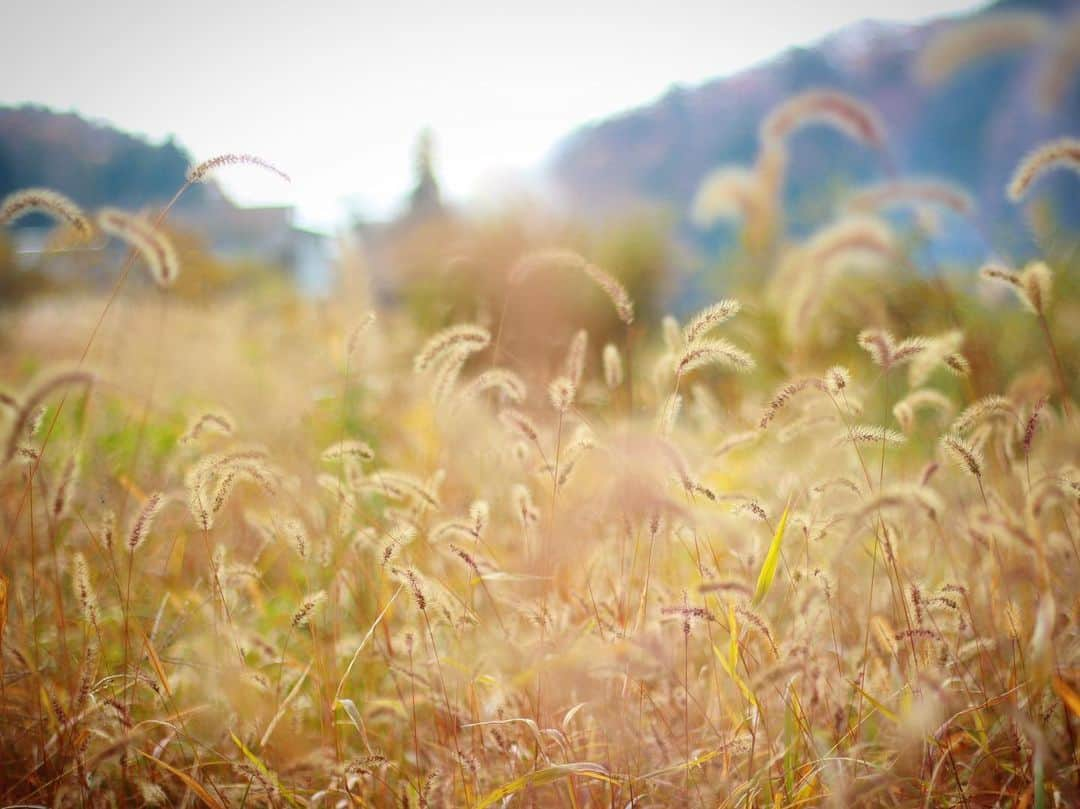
1;79;1080;809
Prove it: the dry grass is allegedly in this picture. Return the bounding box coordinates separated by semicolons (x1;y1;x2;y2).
0;107;1079;809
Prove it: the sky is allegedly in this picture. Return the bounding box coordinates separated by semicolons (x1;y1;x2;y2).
1;0;990;231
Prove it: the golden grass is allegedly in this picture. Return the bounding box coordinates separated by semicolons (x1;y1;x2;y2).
0;127;1079;809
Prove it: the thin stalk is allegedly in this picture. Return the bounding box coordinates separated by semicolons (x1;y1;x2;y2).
421;610;470;804
1037;312;1071;419
2;185;190;564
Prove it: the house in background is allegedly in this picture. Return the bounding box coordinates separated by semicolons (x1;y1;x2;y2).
1;105;333;297
171;186;334;296
6;186;332;298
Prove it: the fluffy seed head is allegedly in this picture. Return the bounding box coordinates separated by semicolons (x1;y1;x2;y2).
1022;397;1047;455
413;324;490;373
1008;137;1080;202
941;433;983;478
511;248;634;324
499;409;539;442
180;412;234;444
824;366;851;396
657;393;682;436
346;313;377;357
449;544;481;577
981;261;1051;315
101;509;116;551
72;552;97;624
676;338;754;377
944;353;970;376
98;208;180;288
602;343;624;389
128;492;165;552
857;329;895;368
691;168;759;226
846;178;975;217
838;425;907;446
51;451;80;520
548;376;576;413
893;389;955;433
0;188;91;237
428;349;471;403
918;13;1049;86
209;471;239;518
563;330;588;387
3;370;94;465
363;471;440;510
759;378;820;430
1035;18;1080;113
457;368;527;404
322;440;375;463
292;590;327;627
682;299;741;344
137;782;168;807
187;153;291;184
806;216;896;270
714;430;759;457
582;262;634;325
952;395;1017;434
512;484;540;527
284;518;308;560
762;90;887;149
979;262;1021;288
661;316;683;354
405;569;426;611
908;331;964;386
1019;261;1053;316
857;329;926;371
469;500;490;537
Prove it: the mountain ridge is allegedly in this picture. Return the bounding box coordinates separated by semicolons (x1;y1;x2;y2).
548;0;1080;263
0;104;208;216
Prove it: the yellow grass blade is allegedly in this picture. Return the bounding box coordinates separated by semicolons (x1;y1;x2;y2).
259;661;312;748
135;750;224;809
141;629;172;698
562;701;588;730
850;681;899;724
715;644;758;707
752;498;791;605
463;716;545;751
337;697;365;735
474;763;614;808
640;749;721;780
231;732;300;808
1053;676;1080;718
334;584;402;702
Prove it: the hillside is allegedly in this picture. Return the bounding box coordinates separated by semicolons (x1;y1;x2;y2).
549;0;1080;264
0;105;207;217
0;107;339;295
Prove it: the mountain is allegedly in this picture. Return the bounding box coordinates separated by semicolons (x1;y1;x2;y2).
0;105;208;216
0;106;335;295
549;0;1080;264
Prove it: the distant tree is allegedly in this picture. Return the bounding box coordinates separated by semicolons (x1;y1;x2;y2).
407;128;444;221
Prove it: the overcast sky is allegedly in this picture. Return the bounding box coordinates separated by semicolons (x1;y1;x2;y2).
2;0;988;229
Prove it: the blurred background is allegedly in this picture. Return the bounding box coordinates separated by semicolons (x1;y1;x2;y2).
2;6;1080;803
1;0;1078;312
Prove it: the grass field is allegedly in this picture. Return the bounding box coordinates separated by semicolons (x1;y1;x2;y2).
1;92;1079;808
